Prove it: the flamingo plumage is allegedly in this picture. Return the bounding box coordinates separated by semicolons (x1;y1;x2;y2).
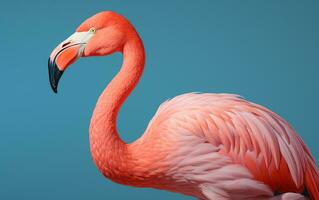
48;11;319;199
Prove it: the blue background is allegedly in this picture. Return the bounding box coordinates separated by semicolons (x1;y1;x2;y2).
0;1;318;199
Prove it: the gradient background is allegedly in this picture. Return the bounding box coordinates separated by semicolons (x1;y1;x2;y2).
0;1;318;199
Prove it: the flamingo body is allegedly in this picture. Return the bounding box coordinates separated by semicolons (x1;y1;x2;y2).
48;11;319;199
130;93;318;199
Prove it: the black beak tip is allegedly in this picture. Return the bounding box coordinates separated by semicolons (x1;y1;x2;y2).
51;85;58;93
48;58;63;94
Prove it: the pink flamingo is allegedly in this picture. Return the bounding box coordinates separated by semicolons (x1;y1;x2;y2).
48;11;319;200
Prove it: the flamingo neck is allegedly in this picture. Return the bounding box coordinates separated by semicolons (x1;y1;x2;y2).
89;35;145;181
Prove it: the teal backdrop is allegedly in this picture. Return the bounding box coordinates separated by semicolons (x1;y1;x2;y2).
0;1;318;199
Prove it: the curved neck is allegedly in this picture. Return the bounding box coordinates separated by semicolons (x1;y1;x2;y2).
89;35;145;180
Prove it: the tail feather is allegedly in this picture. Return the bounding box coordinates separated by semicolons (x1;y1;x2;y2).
270;193;308;200
305;155;319;200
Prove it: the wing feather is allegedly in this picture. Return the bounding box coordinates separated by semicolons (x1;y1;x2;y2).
145;93;318;194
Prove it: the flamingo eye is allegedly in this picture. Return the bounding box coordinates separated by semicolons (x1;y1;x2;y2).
89;28;96;33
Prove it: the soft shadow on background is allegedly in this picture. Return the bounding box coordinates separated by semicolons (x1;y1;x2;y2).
0;1;318;199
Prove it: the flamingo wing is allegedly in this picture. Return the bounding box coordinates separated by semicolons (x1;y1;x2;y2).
144;93;318;199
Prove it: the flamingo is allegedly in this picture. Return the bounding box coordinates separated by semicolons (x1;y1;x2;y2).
48;11;319;200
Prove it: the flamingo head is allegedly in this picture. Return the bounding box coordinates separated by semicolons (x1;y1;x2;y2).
48;11;134;93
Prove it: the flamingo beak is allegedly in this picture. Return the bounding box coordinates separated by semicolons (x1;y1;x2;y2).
48;57;64;93
48;31;94;93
